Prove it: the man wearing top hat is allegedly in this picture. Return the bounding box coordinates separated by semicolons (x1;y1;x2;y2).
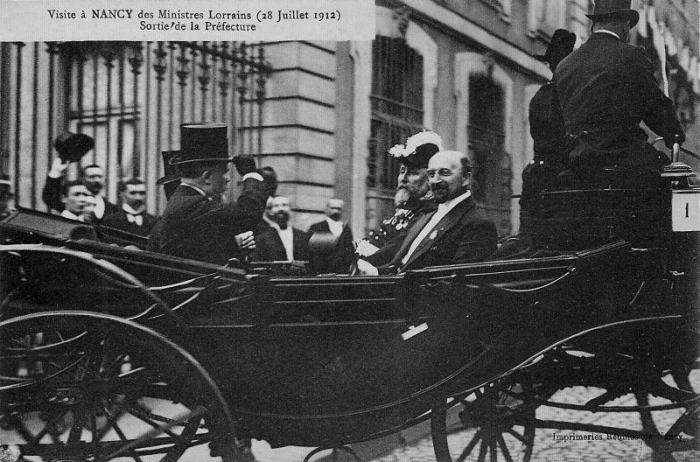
554;0;685;189
42;132;119;221
521;29;576;211
149;123;275;266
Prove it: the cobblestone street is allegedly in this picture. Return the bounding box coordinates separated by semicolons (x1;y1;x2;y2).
255;372;699;462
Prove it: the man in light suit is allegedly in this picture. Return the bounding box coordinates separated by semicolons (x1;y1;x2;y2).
357;150;497;275
253;195;310;262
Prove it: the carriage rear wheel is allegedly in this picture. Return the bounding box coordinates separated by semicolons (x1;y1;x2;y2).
0;311;242;462
431;383;537;462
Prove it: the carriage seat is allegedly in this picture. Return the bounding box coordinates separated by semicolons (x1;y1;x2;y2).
520;188;671;251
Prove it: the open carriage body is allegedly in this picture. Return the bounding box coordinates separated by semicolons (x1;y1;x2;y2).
0;166;698;461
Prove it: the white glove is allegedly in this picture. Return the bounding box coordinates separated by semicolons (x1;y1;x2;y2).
48;158;70;178
356;259;379;276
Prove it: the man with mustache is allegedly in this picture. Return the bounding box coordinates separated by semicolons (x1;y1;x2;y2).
253;195;310;262
101;178;157;236
357;131;440;266
357;150;497;275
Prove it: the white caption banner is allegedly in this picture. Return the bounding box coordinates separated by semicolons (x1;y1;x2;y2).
0;0;376;41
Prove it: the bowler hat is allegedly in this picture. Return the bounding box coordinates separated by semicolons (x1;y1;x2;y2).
54;132;95;163
156;151;181;186
534;29;577;65
586;0;639;28
169;123;235;165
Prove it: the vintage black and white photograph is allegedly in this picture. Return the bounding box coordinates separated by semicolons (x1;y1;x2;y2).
0;0;699;461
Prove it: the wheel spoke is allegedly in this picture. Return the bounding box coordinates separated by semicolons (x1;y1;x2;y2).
477;436;488;462
497;434;514;462
506;428;526;444
457;429;482;462
489;438;498;462
161;406;207;462
33;407;71;443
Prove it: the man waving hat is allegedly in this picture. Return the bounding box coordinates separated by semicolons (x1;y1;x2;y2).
149;123;277;265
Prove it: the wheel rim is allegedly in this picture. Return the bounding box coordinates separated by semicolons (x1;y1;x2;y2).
0;312;237;462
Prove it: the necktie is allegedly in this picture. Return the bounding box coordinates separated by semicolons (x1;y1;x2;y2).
126;213;143;226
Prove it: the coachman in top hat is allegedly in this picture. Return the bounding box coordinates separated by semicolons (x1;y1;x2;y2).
148;123;276;265
554;0;685;189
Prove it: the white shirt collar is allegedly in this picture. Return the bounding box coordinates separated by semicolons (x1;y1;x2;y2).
61;209;83;221
271;222;294;260
437;190;472;214
122;203;145;215
180;183;208;197
325;217;344;236
595;29;621;40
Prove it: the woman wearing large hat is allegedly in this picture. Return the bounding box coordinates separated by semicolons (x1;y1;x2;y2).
149;123;276;265
356;131;442;266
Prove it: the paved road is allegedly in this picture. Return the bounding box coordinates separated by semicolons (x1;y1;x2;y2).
254;371;700;462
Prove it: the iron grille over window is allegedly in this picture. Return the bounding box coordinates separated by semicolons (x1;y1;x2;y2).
0;41;271;213
368;36;424;192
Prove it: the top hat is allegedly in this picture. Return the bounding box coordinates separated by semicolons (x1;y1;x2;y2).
156;151;181;185
534;29;577;66
54;132;95;163
586;0;639;28
389;131;443;169
169;123;234;165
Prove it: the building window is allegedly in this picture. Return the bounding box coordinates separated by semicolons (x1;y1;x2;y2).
528;0;566;37
468;75;512;236
480;0;513;20
368;36;424;192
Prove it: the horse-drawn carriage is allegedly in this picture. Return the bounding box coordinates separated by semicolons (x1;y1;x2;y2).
1;161;699;462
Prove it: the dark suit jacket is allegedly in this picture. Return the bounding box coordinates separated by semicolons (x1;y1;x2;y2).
148;180;266;265
308;219;355;273
253;227;311;262
529;82;567;166
554;33;684;150
42;176;119;218
365;199;437;267
101;208;157;237
381;196;497;273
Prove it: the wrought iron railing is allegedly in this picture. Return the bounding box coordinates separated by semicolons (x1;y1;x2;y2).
0;41;271;213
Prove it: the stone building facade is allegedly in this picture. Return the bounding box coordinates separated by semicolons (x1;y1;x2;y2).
1;0;698;239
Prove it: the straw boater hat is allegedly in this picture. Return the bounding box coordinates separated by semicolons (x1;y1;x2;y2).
54;132;95;163
534;29;577;66
169;123;235;165
389;131;444;169
586;0;639;28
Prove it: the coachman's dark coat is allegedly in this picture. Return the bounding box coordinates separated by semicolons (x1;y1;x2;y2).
554;33;684;154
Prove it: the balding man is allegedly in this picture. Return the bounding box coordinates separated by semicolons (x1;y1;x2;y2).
357;151;497;275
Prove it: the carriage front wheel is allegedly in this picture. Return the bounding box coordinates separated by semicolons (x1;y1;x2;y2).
0;311;244;462
431;383;537;462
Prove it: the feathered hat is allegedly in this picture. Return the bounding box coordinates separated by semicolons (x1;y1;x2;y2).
389;131;443;169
